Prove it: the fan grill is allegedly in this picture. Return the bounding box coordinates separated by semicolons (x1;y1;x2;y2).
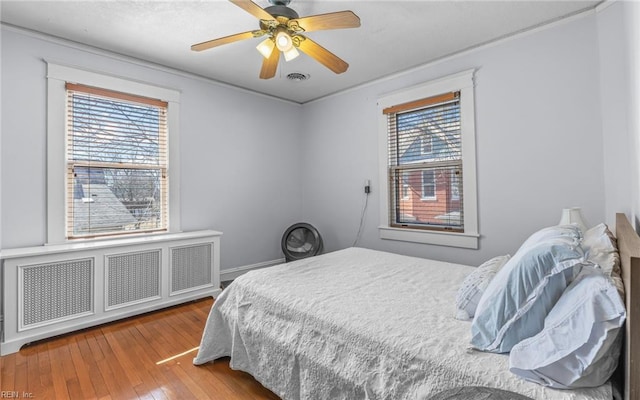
281;223;323;262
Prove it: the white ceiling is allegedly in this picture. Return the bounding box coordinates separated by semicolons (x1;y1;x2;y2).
1;0;602;104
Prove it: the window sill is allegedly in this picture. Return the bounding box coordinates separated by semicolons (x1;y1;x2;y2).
378;226;479;249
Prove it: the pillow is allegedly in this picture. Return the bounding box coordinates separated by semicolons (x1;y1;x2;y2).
520;224;582;250
583;224;618;270
509;267;626;389
455;255;511;321
470;234;587;353
582;223;624;300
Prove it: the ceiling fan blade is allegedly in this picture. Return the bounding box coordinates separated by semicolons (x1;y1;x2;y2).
289;11;360;32
260;47;280;79
191;31;260;52
229;0;276;22
297;36;349;74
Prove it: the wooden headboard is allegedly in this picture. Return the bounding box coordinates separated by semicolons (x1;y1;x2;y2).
616;213;640;400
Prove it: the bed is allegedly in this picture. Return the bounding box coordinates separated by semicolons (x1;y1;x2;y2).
194;213;639;400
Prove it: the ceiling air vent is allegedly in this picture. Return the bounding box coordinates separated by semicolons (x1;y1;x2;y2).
286;72;310;82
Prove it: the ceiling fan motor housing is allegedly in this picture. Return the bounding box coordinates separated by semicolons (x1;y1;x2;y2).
264;5;299;20
269;0;292;6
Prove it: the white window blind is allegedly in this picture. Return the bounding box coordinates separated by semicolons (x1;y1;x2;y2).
65;83;168;239
384;91;463;232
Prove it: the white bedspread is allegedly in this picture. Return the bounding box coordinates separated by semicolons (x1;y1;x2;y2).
194;248;612;400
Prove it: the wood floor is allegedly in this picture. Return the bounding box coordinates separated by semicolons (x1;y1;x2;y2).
0;298;280;400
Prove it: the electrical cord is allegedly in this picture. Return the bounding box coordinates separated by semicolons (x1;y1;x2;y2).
352;184;370;247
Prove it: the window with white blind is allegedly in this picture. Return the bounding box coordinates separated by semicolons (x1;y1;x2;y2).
66;84;168;238
47;63;181;243
378;70;478;249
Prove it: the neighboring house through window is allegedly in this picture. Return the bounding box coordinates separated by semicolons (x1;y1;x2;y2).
378;70;478;249
47;63;181;243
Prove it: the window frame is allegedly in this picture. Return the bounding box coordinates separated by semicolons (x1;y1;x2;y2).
377;69;479;249
46;62;181;244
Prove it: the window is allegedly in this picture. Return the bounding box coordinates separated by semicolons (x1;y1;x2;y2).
401;172;411;199
47;63;181;243
420;135;433;154
421;170;436;200
66;84;168;238
378;70;478;249
390;92;460;228
451;171;461;200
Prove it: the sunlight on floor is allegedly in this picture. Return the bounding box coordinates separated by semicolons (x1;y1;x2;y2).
156;346;199;365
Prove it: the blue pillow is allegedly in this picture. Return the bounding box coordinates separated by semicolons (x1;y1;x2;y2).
509;268;625;388
470;239;586;353
520;224;582;249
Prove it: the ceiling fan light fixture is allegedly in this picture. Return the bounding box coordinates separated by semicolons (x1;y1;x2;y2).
283;46;300;61
256;37;275;58
275;29;294;52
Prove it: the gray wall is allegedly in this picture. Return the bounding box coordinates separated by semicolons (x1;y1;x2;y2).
2;1;639;273
624;1;640;224
299;11;607;266
0;27;304;270
598;2;635;227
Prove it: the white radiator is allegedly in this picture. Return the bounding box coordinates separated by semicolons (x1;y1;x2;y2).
1;230;221;355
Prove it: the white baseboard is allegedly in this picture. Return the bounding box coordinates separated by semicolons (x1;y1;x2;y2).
221;258;285;282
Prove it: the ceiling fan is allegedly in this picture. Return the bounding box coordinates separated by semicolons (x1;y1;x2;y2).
191;0;361;79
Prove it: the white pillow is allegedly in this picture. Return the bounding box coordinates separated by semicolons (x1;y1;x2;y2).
582;223;624;299
509;267;626;389
455;255;511;321
471;226;588;353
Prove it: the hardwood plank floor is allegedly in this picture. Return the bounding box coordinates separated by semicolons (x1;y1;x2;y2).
0;298;280;400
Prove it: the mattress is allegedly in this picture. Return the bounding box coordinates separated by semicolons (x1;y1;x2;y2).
194;247;612;400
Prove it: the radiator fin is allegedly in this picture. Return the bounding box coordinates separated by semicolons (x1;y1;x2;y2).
22;259;93;327
171;244;212;293
107;250;160;307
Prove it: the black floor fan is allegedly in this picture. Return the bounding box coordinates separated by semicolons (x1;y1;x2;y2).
281;223;323;262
